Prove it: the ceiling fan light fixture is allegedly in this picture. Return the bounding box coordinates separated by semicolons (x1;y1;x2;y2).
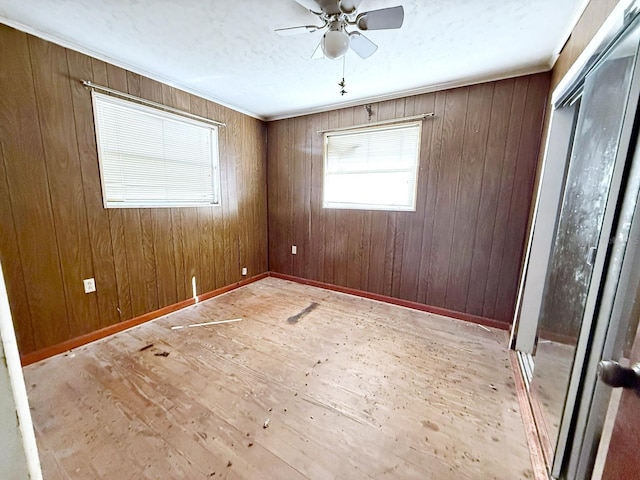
322;29;350;59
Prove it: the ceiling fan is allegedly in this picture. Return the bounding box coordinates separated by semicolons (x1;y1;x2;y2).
275;0;405;60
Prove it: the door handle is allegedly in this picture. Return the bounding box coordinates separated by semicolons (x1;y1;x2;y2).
597;360;640;390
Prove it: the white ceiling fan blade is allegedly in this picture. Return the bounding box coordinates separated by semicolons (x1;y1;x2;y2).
356;5;404;30
293;0;323;14
349;31;378;59
275;25;320;36
339;0;364;14
311;41;325;59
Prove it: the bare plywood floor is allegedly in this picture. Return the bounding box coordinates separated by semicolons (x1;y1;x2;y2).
24;277;533;479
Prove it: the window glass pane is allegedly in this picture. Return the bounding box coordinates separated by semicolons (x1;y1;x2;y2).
325;171;415;208
92;92;220;208
323;122;421;210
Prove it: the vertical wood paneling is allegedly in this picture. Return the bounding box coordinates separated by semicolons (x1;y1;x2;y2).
169;87;205;300
266;121;280;272
302;114;313;279
398;92;436;301
417;91;446;303
267;73;549;324
308;113;323;282
350;104;371;292
237;114;250;277
0;40;32;352
0;25;267;355
251;117;267;275
151;208;178;307
255;118;269;274
445;83;494;312
292;115;311;279
345;208;364;290
29;37;100;339
0;144;35;352
466;79;515;315
122;207;148;317
392;97;414;298
170;208;188;301
483;77;530;320
316;113;330;281
206;100;227;290
323;113;338;285
366;102;394;295
182;208;202;299
66;49;121;329
138;77;178;308
175;90;202;298
101;61;133;321
138;209;160;310
0;21;548;353
380;101;400;296
126;71;159;314
0;30;70;349
333;108;354;288
291;116;303;277
161;85;188;301
301;115;313;279
190;94;216;294
117;73;150;317
221;108;241;285
426;87;469;307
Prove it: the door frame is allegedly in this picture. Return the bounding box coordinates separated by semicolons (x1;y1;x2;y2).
551;12;640;477
510;0;640;477
511;0;640;355
510;103;578;355
0;259;42;478
512;0;639;355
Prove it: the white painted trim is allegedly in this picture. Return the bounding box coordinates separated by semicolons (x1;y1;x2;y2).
0;261;42;479
511;105;578;354
0;17;266;121
266;64;551;121
552;0;635;104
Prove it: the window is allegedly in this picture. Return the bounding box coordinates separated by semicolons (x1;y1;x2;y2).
92;92;220;208
323;122;421;211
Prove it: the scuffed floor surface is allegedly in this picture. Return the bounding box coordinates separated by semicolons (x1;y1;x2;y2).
24;277;533;479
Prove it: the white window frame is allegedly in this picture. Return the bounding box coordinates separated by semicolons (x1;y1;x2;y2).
91;91;221;209
322;121;422;212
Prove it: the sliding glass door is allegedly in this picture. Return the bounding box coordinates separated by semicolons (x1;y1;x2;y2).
526;12;640;478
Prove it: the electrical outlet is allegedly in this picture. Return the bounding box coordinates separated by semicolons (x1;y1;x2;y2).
292;245;297;255
83;278;96;293
241;267;247;276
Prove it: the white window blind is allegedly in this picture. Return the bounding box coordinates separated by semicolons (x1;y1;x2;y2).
92;91;220;208
323;122;421;211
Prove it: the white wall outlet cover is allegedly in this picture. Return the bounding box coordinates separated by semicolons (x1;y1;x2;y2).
83;278;96;293
241;267;247;276
292;245;297;254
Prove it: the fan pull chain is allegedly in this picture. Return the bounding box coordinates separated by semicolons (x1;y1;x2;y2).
338;55;347;96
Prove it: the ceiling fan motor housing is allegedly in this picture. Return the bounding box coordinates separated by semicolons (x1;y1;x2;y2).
276;0;405;60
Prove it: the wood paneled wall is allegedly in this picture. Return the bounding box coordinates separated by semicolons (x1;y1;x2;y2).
0;25;268;355
267;73;550;325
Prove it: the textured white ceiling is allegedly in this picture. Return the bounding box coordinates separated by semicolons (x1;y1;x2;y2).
0;0;585;119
